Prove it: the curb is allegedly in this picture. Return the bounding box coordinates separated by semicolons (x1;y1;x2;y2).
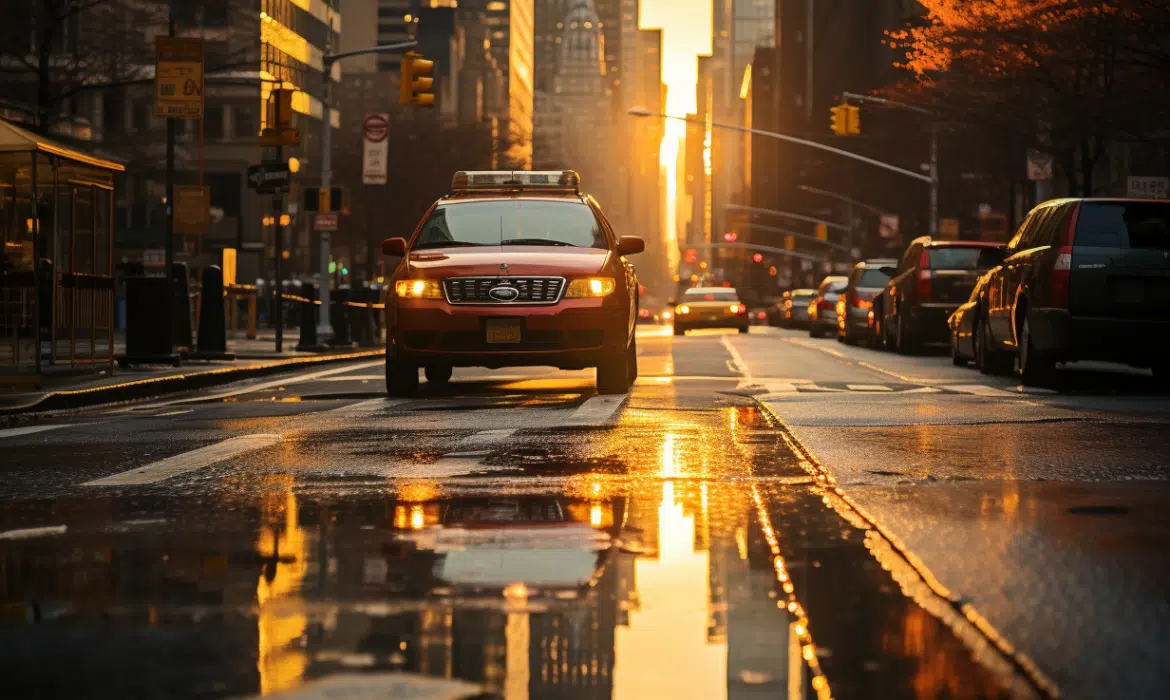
1;350;385;420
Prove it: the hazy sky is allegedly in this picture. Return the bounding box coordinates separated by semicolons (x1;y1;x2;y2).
641;0;713;118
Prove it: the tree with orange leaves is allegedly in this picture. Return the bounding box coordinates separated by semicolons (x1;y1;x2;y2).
888;0;1170;196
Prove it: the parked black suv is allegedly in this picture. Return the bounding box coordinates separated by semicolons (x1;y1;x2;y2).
979;198;1170;385
878;237;1006;354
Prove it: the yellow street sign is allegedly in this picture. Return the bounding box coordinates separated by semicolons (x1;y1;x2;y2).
174;185;210;235
154;37;204;119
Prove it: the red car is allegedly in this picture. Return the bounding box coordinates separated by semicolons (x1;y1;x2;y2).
380;171;645;396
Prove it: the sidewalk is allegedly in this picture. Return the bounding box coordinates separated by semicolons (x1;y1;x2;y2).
1;334;384;418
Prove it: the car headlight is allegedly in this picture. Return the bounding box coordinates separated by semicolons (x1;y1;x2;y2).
565;277;616;298
676;304;690;315
395;279;443;299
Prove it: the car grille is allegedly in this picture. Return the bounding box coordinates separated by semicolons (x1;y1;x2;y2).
443;277;566;305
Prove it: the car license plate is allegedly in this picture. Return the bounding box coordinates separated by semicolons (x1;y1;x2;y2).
486;320;522;344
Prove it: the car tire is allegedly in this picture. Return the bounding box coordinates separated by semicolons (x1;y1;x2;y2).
738;326;749;334
673;326;685;336
1018;313;1056;387
627;336;638;382
895;312;919;355
809;327;822;339
951;330;967;366
597;344;631;395
386;354;419;397
976;316;1012;376
424;363;452;385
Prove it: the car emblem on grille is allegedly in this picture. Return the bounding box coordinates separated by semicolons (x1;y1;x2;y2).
488;285;520;301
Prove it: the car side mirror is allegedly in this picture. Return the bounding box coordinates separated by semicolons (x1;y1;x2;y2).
381;237;407;256
616;236;645;256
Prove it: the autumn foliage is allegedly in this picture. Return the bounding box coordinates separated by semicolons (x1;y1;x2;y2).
888;0;1170;195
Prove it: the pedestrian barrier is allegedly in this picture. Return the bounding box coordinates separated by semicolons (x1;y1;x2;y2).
224;284;258;340
172;263;193;350
344;288;385;348
293;283;325;351
329;288;353;347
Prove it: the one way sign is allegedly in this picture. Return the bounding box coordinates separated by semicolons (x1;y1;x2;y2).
247;162;291;193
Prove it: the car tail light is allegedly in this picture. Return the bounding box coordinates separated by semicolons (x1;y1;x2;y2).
756;311;767;320
1051;204;1080;308
917;248;932;302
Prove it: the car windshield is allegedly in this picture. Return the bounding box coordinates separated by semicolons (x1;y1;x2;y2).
858;268;892;287
1074;201;1170;249
927;246;1004;270
415;200;608;249
683;289;739;302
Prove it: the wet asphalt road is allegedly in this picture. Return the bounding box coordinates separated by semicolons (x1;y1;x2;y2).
2;326;1169;699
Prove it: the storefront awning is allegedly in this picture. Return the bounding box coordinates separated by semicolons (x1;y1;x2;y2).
0;118;124;172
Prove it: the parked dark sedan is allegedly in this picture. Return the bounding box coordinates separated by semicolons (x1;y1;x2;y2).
947;271;996;367
878;238;1006;354
808;276;849;338
780;289;817;329
978;198;1170;385
838;259;896;345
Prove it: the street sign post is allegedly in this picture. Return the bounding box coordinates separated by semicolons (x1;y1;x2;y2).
362;113;390;185
1026;150;1054;181
154;37;204;119
174;185;210;235
1127;176;1169;200
314;213;340;232
247;163;291;193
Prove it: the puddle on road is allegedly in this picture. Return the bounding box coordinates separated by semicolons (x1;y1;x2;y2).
0;407;1033;699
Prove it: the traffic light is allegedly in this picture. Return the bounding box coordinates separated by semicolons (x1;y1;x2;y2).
400;51;435;107
752;252;764;263
830;104;847;136
723;231;738;243
303;186;344;212
815;223;828;240
846;104;861;135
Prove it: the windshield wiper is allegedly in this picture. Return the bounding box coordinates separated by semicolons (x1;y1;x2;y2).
414;241;487;250
500;238;578;247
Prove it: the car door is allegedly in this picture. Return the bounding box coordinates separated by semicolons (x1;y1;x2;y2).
891;242;922;322
990;210;1042;343
1004;205;1067;347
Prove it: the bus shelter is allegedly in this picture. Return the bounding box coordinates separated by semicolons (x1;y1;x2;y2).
0;118;123;384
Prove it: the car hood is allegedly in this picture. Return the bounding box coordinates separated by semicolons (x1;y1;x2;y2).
406;246;610;277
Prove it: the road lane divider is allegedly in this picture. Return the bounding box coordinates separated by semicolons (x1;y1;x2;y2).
563;394;628;426
0;424;75;440
83;434;281;486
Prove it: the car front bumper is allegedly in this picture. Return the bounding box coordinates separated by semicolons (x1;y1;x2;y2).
387;297;629;368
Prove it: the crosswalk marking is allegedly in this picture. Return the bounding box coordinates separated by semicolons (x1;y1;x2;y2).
846;384;894;392
325;398;408;417
563;394;628;426
0;424;74;440
83;434;281;486
902;386;944;394
0;525;67;540
940;384;1017;397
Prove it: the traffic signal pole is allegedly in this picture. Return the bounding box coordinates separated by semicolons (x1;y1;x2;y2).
842;92;938;236
317;40;417;339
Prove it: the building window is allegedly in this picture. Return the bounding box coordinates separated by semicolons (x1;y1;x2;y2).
234;103;257;138
205;105;225;141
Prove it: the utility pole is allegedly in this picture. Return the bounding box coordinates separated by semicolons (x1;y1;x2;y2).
841;92;938;236
317;39;418;340
164;1;176;357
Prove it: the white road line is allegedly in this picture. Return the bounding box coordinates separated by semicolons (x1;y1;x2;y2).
0;424;74;439
720;335;753;380
847;384;894;392
156;409;193;417
0;525;67;540
113;361;384;412
83;434;281;486
318;375;383;382
940;384;1018;397
325;398;409;417
563;394;629;426
902;386;944;394
451;428;517;449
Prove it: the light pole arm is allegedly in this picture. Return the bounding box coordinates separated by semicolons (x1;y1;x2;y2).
841;91;933;116
323;40;419;66
629;109;932;184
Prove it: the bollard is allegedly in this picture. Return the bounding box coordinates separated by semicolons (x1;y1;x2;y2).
117;276;180;367
356;286;378;347
171;262;193;350
329;287;353;347
185;265;235;361
372;286;385;344
295;283;325;351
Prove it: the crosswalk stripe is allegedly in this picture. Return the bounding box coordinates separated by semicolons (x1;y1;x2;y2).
846;384;895;392
325;398;409;417
0;525;67;540
902;386;944;394
940;384;1017;397
563;394;628;426
0;424;74;439
83;434;281;486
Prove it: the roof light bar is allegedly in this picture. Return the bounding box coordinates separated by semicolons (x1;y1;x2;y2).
451;170;581;194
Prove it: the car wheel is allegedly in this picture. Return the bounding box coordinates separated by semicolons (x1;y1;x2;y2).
951;329;967;366
424;363;452;385
386;354;419;397
627;336;638;382
673;325;685;336
894;312;918;355
809;326;823;339
738;326;749;334
1018;313;1056;386
976;316;1012;376
597;344;631;395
